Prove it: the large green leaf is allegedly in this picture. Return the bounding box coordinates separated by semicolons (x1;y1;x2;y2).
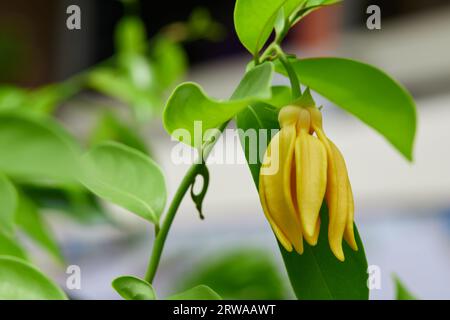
234;0;286;55
0;173;17;234
80;141;166;224
163;62;274;147
0;232;28;260
277;58;416;160
167;285;222;300
0;256;67;300
0;113;80;185
236;102;369;300
112;275;156;300
15;193;63;262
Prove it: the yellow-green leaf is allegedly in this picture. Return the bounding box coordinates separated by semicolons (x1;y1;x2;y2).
0;256;67;300
234;0;287;55
0;173;17;234
112;276;156;300
163;62;274;147
277;58;417;160
80;142;166;224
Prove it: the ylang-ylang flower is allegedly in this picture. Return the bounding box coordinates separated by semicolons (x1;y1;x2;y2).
259;103;358;261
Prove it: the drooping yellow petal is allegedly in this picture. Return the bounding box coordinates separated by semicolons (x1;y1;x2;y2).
344;180;358;251
295;131;327;242
303;218;321;246
259;180;292;252
259;125;303;254
325;140;350;262
309;107;351;261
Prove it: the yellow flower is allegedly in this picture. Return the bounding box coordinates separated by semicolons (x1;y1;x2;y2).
259;105;358;261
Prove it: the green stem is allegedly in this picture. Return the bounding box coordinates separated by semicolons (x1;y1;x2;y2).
259;43;276;63
276;46;302;99
144;163;201;283
144;122;229;283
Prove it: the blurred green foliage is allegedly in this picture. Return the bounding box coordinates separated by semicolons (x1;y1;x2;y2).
394;275;417;300
0;5;223;285
178;249;289;300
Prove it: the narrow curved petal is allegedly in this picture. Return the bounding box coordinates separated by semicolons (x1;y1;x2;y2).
344;181;358;251
326;140;350;262
259;181;293;252
259;126;303;254
304;218;321;246
295;132;327;242
310;106;358;259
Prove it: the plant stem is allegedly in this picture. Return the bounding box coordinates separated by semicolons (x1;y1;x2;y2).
276;46;302;99
259;44;301;99
144;122;229;283
144;163;201;283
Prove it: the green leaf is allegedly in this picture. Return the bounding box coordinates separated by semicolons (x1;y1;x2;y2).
0;232;28;260
236;102;280;181
21;185;106;224
80;141;166;224
187;8;225;41
0;113;80;185
283;0;307;18
163;62;274;147
0;256;67;300
15;193;63;262
236;102;369;300
115;16;154;91
28;82;81;115
87;67;160;121
152;37;187;89
288;0;342;26
89;111;149;155
167;285;222;300
234;0;287;55
278;58;416;160
112;275;156;300
266;86;293;108
287;0;341;25
179;249;287;299
0;86;27;111
115;16;147;55
0;83;79;116
0;173;17;234
120;53;155;90
394;275;417;300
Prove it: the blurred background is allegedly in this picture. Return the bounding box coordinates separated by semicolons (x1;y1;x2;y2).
1;0;450;299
